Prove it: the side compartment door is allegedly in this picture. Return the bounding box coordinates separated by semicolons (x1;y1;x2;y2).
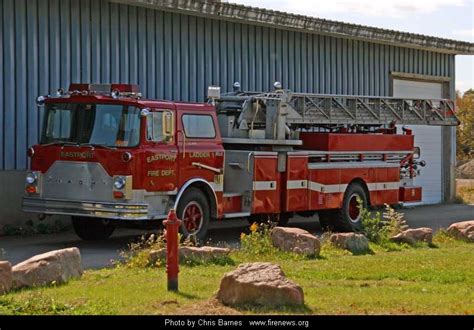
142;110;178;193
252;152;280;214
285;153;309;212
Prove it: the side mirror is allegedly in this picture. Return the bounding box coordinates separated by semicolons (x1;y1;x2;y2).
141;108;151;117
162;112;174;141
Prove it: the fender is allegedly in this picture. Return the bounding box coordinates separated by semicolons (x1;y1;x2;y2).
173;178;218;215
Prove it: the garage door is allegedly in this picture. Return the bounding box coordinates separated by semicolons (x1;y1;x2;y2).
393;79;443;204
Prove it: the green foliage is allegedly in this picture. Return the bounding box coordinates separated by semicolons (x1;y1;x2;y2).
359;207;384;243
120;232;234;269
181;255;235;267
360;201;409;250
239;222;277;257
433;230;458;245
382;204;409;234
0;293;75;315
2;219;67;236
238;222;319;261
119;233;166;269
456;89;474;161
456;187;474;204
319;232;352;257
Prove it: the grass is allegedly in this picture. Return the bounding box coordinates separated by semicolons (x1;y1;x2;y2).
1;233;473;315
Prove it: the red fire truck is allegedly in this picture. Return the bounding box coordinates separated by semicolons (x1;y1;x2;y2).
22;83;458;241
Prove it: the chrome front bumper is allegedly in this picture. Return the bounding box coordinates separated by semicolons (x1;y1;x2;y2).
22;197;150;220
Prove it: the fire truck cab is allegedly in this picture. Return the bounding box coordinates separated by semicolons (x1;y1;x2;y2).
22;83;458;241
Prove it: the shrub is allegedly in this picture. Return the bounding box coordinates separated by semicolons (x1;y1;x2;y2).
2;219;68;236
120;231;234;268
120;232;166;268
360;201;407;249
382;204;408;236
240;222;276;256
433;230;458;245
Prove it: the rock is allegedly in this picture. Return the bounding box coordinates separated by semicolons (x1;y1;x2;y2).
447;221;474;242
217;262;304;307
149;246;231;264
12;248;83;289
390;228;433;245
330;233;369;253
0;261;12;294
270;227;320;256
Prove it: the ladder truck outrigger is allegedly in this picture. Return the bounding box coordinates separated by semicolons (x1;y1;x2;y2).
22;82;459;241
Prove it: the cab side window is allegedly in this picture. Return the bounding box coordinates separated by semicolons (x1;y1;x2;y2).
182;114;216;139
147;112;163;142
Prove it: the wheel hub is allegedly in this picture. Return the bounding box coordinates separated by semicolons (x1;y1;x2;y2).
182;201;204;235
348;194;362;223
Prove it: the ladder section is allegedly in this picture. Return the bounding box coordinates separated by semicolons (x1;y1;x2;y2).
217;90;460;129
286;93;459;126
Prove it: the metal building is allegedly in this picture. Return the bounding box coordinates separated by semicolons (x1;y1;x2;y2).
0;0;473;228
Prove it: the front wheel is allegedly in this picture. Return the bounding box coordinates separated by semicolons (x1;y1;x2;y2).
72;217;116;241
177;188;211;242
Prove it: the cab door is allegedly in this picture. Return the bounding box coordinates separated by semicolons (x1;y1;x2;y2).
142;109;178;193
176;108;225;213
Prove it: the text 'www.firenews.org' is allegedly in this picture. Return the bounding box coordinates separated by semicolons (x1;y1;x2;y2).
164;318;310;328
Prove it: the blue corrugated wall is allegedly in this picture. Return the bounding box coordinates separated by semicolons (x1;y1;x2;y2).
0;0;455;170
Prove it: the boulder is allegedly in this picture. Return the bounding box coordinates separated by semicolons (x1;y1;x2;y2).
149;246;231;264
330;233;369;253
270;227;320;256
447;221;474;242
217;262;304;307
0;261;12;294
390;228;433;245
12;248;83;289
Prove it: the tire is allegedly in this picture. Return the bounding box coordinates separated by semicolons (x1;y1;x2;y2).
247;213;290;227
318;210;336;231
333;182;368;232
72;217;116;241
318;182;368;233
177;188;211;242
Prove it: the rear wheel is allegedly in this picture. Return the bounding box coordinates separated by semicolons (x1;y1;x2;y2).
72;217;116;241
177;188;210;242
318;210;335;231
319;182;368;232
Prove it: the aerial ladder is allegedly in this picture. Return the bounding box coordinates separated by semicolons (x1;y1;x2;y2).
214;82;459;146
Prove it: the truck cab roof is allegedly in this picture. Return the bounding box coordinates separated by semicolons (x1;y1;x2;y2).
41;83;215;113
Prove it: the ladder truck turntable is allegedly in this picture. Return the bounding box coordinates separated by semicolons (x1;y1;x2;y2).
22;83;459;241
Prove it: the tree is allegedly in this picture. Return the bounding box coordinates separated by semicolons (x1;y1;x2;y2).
456;89;474;161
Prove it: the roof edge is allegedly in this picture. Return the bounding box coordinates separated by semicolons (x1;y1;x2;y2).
110;0;474;55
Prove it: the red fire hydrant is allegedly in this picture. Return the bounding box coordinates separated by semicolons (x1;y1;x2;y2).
163;209;182;292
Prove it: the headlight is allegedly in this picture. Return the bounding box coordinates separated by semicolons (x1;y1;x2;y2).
26;172;38;185
114;177;126;190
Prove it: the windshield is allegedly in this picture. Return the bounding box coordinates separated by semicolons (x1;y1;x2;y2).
40;103;141;147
